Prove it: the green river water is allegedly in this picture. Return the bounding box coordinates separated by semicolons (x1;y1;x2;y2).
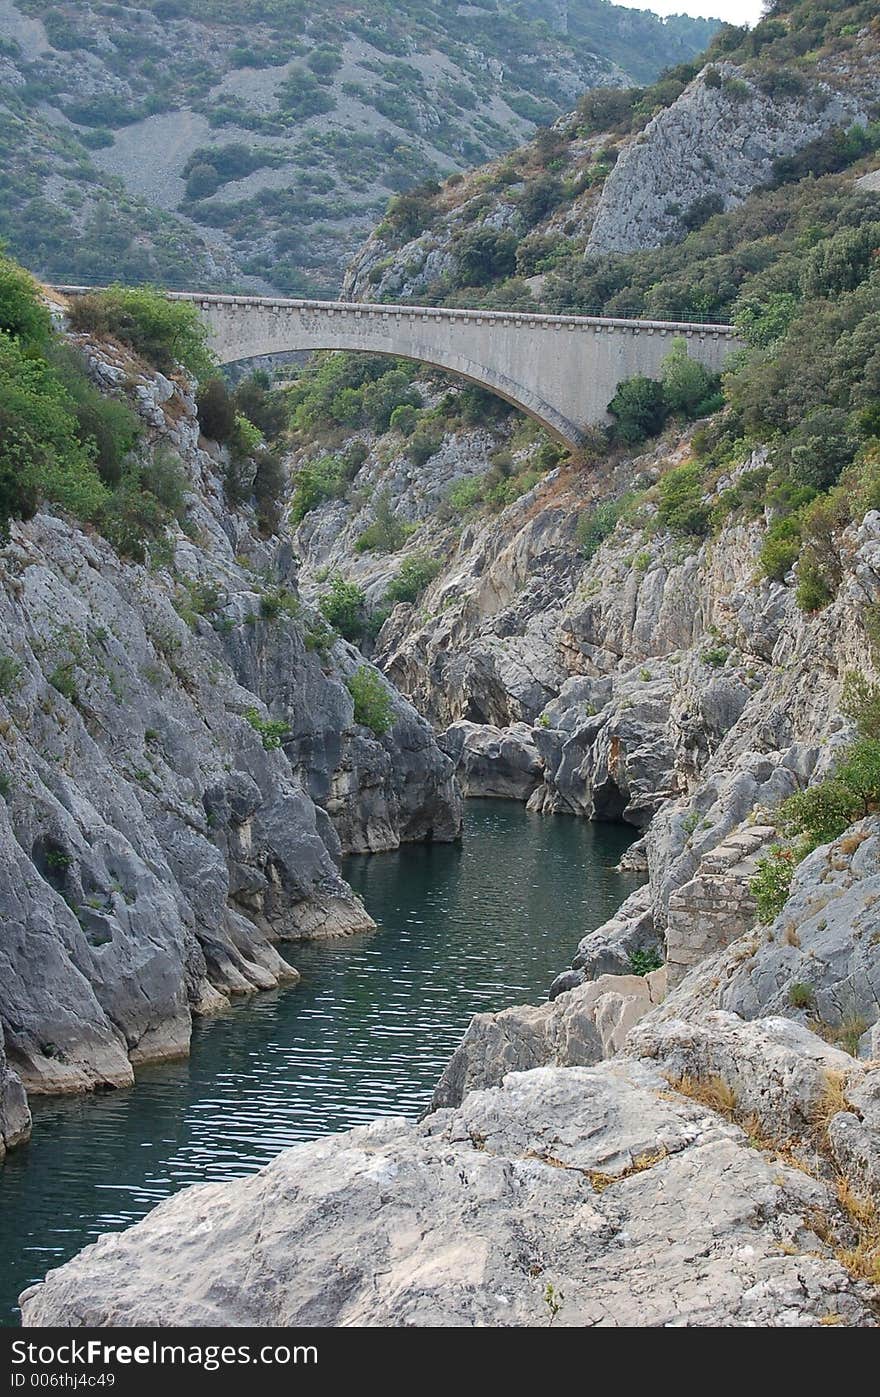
0;800;639;1323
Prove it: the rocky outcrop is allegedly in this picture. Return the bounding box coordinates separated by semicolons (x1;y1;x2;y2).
588;62;872;255
439;720;543;800
657;817;880;1054
0;1025;30;1158
0;328;460;1107
22;1026;879;1327
432;965;665;1109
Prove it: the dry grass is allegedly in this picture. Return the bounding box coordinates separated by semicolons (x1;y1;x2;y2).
587;1146;668;1194
811;1069;851;1132
664;1073;738;1117
834;1177;880;1285
810;1016;870;1057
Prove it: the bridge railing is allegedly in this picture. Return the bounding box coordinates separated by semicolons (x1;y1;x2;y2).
47;283;738;336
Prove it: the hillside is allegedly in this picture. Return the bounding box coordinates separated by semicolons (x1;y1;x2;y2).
0;0;717;296
346;0;880;312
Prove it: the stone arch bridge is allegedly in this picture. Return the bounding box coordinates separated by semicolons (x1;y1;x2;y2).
56;289;740;449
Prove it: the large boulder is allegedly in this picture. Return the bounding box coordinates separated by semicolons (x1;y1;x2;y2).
440;720;543;800
20;1057;877;1328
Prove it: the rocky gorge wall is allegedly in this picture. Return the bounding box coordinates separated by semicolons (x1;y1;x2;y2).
0;318;461;1128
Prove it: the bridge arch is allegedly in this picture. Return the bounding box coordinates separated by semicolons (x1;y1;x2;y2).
53;289;740;450
179;294;740;452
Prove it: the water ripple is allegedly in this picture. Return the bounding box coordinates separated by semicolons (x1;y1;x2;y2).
0;802;639;1322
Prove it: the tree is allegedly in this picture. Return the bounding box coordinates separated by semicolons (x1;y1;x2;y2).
319;574;366;642
197;379;236;443
607;375;667;444
453;228;517;288
661;337;718;417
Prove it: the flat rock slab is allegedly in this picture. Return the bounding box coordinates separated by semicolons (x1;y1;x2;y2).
21;1061;875;1328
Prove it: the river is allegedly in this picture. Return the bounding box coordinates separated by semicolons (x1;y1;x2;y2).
0;800;640;1323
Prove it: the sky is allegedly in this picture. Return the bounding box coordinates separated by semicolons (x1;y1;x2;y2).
613;0;766;21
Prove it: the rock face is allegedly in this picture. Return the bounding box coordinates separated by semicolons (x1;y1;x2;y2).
587;63;872;256
0;1025;30;1158
22;1032;879;1328
0;326;460;1107
439;721;543;800
432;966;666;1109
658;817;880;1056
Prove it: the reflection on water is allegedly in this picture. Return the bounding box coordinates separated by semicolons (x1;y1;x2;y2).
0;801;640;1322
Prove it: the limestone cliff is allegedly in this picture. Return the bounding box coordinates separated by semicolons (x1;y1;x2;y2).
0;311;460;1120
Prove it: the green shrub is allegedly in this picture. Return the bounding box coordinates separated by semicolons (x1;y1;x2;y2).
779;780;859;850
575;496;630;558
303;615;333;656
447;476;484;513
759;515;801;582
319;574;366;641
0;253;51;344
750;846;796;924
141;448;189;517
385;553;441;605
795;554;834;612
197;378;236;442
244;708;289;750
657;462;709;537
98;477;169;563
46;341;140;487
68;287;215;380
628;946;664;976
253;448;285;534
661;337;719;417
355;492;411;554
346;666;393;736
407;428;442;467
788;982;814;1010
608;375;667;445
0;653;22;697
842;671;880;739
0;331;106;534
389;403;419;436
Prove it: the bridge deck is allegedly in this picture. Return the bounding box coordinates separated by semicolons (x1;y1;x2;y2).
50;287;736;338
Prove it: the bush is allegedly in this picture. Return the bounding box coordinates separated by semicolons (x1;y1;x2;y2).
750;846;796;924
779;779;859;849
407;428;442;467
197;378;236;442
385;553;441;605
0;254;51;344
0;331;106;534
842;671;880;740
759;515;801;582
319;574;366;642
774;407;858;492
795;554;834;612
389;403;419;436
253;448;285;534
45;342;139;487
346;666;393;736
245;708;289;750
657;462;710;537
660;337;719;417
68;287;215;380
575;495;632;559
355;491;410;554
98;476;169;563
608;375;667;445
453;227;517;288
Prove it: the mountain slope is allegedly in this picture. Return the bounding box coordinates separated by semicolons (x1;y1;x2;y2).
0;0;717;295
